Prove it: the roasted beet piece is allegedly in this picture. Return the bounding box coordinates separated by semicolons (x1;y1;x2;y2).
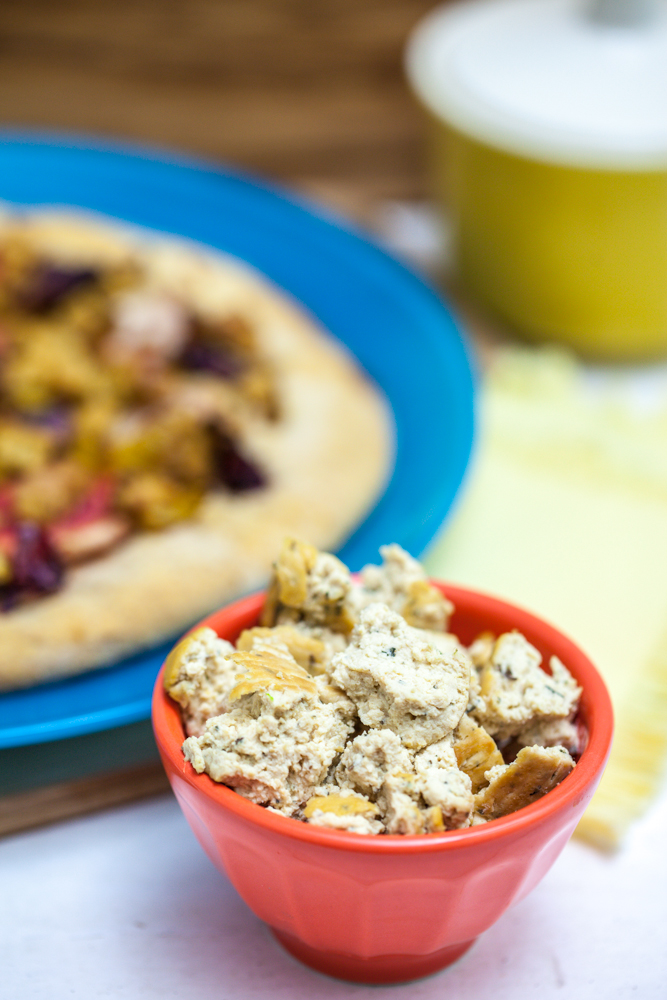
12;521;64;594
209;425;266;493
179;340;242;379
21;264;98;313
21;407;72;445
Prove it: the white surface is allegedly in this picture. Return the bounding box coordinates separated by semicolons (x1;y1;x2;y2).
1;786;666;998
406;0;667;167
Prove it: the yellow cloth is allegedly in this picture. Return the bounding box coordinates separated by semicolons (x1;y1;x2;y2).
425;346;667;849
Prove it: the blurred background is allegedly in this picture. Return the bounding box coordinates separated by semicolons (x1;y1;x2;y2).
0;0;434;221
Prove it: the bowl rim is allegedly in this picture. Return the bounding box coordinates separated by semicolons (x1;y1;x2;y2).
152;581;613;854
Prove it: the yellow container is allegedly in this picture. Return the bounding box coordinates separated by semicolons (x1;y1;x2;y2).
407;0;667;361
432;124;667;360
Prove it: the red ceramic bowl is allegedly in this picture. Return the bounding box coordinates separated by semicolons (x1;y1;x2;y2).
152;583;613;985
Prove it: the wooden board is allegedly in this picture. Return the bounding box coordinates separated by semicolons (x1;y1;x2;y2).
0;763;169;838
0;719;169;835
0;0;440;202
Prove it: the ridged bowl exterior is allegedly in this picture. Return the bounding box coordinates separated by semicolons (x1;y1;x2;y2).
152;584;613;983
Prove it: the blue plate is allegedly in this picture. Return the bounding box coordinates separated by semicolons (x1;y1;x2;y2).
0;132;475;749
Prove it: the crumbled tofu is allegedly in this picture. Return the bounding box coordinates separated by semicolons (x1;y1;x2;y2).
313;675;358;724
163;626;237;737
335;730;473;831
261;537;355;633
472;634;582;741
182;648;352;810
421;631;482;714
413;739;474;827
473;745;576;821
355;543;453;632
169;540;582;835
335;729;413;797
331;604;470;749
376;770;463;834
417;767;473;828
379;773;429;834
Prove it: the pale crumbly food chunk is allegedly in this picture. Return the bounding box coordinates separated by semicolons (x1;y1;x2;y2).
472;633;582;742
335;728;473;833
163;626;237;737
261;538;355;634
473;745;576;821
378;772;440;834
182;647;352;810
331;603;470;749
335;728;473;832
312;675;358;724
412;738;474;828
355;544;453;632
303;789;384;835
377;769;468;835
235;624;355;723
290;622;349;673
422;631;483;715
335;729;413;798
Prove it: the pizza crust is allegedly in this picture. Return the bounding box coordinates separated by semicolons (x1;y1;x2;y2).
0;210;393;689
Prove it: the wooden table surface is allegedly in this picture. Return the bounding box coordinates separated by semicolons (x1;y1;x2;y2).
0;0;441;218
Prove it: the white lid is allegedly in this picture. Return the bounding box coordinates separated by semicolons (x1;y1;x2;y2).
406;0;667;169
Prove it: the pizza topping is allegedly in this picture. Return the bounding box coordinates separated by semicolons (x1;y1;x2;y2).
106;291;190;365
179;339;242;379
0;230;278;610
208;425;266;493
171;540;582;834
115;473;202;531
12;459;90;524
49;514;131;565
1;521;64;606
19;263;98;314
0;419;56;477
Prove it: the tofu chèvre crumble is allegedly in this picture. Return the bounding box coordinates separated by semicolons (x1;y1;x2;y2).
164;540;581;834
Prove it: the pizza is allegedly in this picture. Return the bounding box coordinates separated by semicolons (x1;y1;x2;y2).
0;210;392;690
